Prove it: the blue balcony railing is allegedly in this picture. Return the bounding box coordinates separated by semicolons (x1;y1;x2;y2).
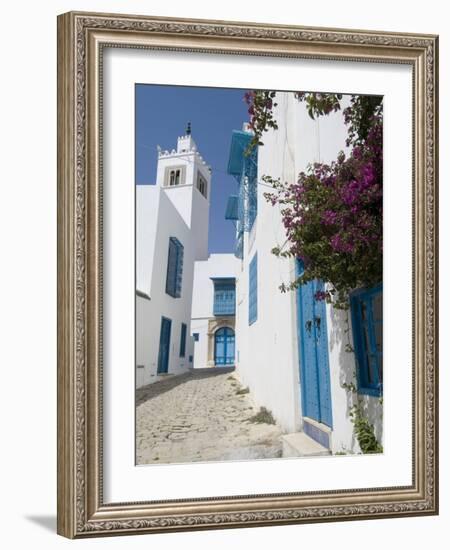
212;278;236;316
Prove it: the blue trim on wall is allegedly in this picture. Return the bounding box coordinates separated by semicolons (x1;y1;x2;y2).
303;420;331;449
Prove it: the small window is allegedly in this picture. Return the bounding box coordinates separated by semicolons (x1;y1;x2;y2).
193;333;199;342
248;253;258;325
165;237;184;298
179;323;187;357
197;173;208;198
169;169;181;186
166;166;184;187
350;285;383;396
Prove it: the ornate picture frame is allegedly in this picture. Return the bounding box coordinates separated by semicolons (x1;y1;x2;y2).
57;11;438;538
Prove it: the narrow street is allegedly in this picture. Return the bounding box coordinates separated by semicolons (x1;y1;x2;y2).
136;368;283;465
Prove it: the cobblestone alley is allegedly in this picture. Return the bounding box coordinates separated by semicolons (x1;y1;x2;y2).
136;368;283;465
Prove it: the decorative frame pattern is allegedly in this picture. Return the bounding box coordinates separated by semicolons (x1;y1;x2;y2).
57;11;438;538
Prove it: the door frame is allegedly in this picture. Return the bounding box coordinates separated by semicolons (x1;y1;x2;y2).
214;326;235;366
157;316;172;374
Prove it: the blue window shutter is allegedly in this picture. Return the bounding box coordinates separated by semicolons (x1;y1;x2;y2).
213;280;236;316
225;195;239;220
165;238;177;296
350;284;383;397
157;317;172;374
193;333;199;342
226;130;258;235
165;237;183;298
175;239;184;297
179;323;187;357
248;253;258;325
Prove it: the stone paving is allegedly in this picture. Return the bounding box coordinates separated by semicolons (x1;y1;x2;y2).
136;368;283;465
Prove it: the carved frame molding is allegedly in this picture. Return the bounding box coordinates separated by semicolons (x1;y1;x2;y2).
57;11;438;538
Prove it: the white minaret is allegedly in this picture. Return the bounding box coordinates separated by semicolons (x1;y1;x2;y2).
155;123;211;260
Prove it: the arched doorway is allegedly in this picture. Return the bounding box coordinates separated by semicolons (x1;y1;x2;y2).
214;327;235;366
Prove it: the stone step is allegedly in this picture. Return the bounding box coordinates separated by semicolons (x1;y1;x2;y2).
281;432;331;458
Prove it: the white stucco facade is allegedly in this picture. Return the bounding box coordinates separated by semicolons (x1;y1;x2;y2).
136;132;211;387
191;254;240;369
231;92;383;453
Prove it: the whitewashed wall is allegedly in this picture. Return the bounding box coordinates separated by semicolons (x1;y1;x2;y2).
156;136;211;262
191;254;240;368
136;294;153;388
235;92;383;450
136;186;199;387
234;93;303;434
135;134;212;387
136;185;159;297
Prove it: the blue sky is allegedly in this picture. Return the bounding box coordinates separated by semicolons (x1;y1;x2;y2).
135;84;250;253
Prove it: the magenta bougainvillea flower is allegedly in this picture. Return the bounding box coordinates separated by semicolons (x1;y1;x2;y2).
259;93;383;308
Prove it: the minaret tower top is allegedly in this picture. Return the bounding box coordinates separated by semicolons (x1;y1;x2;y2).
176;122;197;154
154;125;211;260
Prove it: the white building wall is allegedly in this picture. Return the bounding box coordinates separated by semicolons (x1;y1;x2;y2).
136;188;197;387
136;185;159;297
191;254;240;368
136;294;152;388
155;135;211;259
235;92;382;450
136;133;211;387
234;92;304;433
191;318;209;369
190;185;210;261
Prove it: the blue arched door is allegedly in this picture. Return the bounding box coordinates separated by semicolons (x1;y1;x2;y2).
214;327;235;366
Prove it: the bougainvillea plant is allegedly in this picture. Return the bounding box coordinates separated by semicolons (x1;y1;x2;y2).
244;89;383;309
243;90;278;153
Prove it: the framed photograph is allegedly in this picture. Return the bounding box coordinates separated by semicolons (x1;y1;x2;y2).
57;11;439;538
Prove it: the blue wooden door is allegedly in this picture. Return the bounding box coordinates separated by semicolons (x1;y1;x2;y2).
214;327;235;366
157;317;172;374
296;260;333;427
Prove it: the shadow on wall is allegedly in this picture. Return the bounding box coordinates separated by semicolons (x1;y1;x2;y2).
327;303;383;452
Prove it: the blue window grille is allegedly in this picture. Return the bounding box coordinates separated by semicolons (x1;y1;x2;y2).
248;253;258;325
165;237;184;298
212;278;236;316
245;151;258;231
193;332;199;342
350;284;383;396
179;323;187;357
226;130;258;258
